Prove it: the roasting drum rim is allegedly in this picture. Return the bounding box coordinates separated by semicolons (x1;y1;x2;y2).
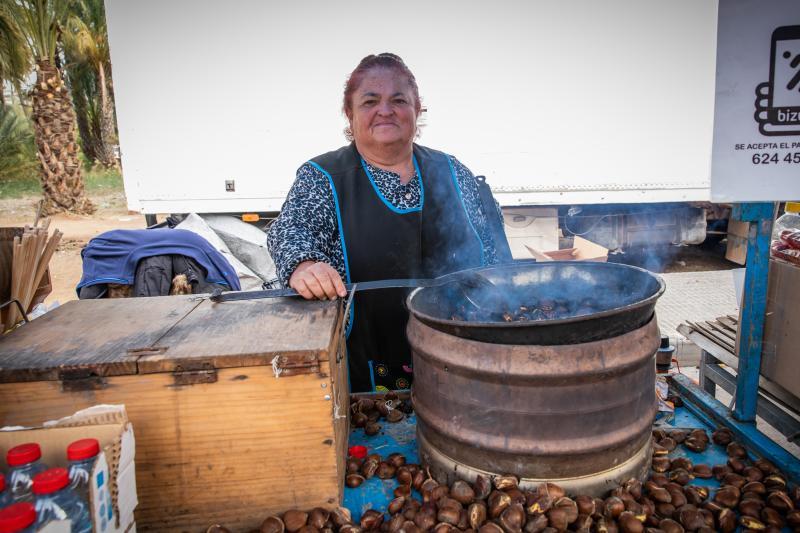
406;261;666;344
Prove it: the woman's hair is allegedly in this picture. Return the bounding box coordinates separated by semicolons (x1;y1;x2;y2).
342;53;422;141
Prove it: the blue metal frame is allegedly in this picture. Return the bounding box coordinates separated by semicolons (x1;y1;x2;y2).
669;202;800;479
671;374;800;484
730;202;775;422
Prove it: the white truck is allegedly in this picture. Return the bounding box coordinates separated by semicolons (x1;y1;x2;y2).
105;0;718;252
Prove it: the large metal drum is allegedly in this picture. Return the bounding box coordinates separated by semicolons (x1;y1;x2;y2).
406;262;664;495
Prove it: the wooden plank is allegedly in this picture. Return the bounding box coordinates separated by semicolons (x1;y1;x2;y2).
716;316;739;332
330;313;349;492
136;297;341;373
0;364;342;532
678;324;800;414
0;297;200;382
687;321;736;353
706;320;737;343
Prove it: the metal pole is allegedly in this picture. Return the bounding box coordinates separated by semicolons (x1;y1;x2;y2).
732;202;775;422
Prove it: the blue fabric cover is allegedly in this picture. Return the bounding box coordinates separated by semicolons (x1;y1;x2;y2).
77;228;240;294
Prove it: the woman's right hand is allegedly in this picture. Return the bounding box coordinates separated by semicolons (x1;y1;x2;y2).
289;261;348;300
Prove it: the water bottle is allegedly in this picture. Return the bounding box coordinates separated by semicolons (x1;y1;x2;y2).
0;476;12;509
32;468;92;533
0;502;37;533
5;444;48;503
67;438;100;504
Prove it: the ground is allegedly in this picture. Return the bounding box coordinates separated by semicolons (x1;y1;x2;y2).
0;189;144;305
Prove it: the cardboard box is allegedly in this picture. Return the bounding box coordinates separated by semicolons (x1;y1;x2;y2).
0;405;137;533
526;236;609;262
502;208;559;259
725;219;750;265
760;258;800;398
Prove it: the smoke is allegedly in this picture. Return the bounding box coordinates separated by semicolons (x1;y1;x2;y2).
412;262;663;323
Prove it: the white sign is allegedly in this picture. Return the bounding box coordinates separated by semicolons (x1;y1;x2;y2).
711;0;800;202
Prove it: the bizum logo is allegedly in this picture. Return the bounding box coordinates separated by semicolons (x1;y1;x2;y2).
754;25;800;135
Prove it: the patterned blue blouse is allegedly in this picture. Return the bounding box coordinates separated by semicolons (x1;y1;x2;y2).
267;154;499;286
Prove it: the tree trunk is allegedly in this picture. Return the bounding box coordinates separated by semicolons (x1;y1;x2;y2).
31;59;94;215
73;90;97;163
94;62;118;168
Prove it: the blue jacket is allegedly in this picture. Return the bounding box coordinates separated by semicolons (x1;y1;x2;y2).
77;228;240;294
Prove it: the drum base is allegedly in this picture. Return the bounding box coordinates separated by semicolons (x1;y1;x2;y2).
417;429;653;497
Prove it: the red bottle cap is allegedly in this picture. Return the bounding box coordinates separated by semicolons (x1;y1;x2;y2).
6;443;41;467
67;438;100;461
348;445;368;459
0;502;36;532
32;467;69;495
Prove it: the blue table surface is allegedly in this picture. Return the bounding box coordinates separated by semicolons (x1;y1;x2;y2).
343;408;775;525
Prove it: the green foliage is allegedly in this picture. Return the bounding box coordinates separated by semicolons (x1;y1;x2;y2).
0;5;31;88
6;0;76;63
64;0;117;166
0;162;123;199
0;104;37;184
63;0;109;68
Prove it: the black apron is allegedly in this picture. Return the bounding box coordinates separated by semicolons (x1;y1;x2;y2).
310;143;484;392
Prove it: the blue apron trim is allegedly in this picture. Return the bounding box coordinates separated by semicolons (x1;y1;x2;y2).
76;276;132;289
445;154;486;266
307;160;354;338
359;156;424;214
368;360;377;392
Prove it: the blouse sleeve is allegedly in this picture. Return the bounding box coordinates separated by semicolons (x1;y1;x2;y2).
449;156;502;265
266;163;346;286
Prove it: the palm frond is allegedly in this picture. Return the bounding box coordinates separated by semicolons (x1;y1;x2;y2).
0;104;37;181
0;4;32;85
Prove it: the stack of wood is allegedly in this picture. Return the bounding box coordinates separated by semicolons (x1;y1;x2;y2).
3;221;62;332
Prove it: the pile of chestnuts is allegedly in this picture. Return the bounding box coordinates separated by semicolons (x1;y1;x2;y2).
350;392;413;437
207;425;798;533
206;506;360;533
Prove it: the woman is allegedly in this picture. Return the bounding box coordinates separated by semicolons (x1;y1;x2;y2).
267;53;503;392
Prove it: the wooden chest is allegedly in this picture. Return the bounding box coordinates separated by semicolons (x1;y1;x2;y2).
0;295;349;532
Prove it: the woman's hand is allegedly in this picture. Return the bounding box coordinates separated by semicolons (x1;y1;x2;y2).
289;261;348;300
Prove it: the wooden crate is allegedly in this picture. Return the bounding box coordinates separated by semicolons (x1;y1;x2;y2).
0;295;349;532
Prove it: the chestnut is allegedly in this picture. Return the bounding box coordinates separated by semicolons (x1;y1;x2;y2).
494;474;519;491
309;509;330;530
451;480;477;505
364;421;381;436
691;465;711;479
713;486;741;508
499;503;527;533
489;490;513;518
618;511;644;533
468;502;488;529
283;511;309;533
387;453;406;469
546;507;568;531
726;442;747;460
765;491;794;512
473;475;492;500
717;508;736;533
657;518;683;533
711;428;733;446
524;514;548;533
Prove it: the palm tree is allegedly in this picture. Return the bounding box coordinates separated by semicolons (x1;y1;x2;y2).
63;0;117;168
0;104;37;181
0;5;30;109
7;0;93;214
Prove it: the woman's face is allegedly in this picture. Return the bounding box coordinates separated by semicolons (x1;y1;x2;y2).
349;67;420;152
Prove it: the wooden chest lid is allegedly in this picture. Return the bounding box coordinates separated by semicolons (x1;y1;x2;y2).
0;295;342;383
